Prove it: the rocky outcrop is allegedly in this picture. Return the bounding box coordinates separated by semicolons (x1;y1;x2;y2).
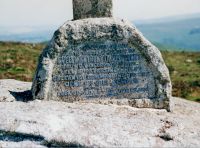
0;79;200;147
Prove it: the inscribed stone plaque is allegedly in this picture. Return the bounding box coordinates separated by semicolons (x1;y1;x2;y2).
51;41;155;100
32;18;172;111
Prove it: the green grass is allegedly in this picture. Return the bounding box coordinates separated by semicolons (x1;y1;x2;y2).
0;41;44;81
162;51;200;102
0;41;199;102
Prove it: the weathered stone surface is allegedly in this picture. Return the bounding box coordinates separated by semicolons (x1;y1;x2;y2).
73;0;113;20
0;79;200;147
32;18;172;111
0;141;45;148
0;79;32;102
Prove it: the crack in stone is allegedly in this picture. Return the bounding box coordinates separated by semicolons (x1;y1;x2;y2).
9;90;33;102
42;140;86;148
0;130;85;147
0;130;44;142
159;133;173;141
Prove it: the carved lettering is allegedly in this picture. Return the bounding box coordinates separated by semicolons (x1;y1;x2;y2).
52;41;156;99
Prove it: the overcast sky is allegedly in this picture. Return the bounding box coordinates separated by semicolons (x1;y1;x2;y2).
0;0;200;27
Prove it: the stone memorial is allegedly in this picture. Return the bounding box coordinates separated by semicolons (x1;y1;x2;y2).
32;0;172;111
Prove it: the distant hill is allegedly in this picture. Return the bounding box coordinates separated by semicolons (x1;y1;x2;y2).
0;13;200;51
135;13;200;51
0;31;52;43
0;26;55;43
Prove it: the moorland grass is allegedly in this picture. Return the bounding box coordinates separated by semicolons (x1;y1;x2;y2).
0;41;199;102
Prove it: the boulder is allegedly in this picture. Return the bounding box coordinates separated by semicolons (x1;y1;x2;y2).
32;18;172;111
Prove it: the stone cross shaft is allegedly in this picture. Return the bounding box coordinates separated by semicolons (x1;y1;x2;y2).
73;0;113;20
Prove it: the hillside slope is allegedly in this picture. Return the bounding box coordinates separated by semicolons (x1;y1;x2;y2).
136;16;200;51
1;14;200;51
1;42;199;102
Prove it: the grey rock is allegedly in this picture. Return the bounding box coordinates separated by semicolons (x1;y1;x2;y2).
0;79;200;147
32;18;172;111
73;0;113;20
